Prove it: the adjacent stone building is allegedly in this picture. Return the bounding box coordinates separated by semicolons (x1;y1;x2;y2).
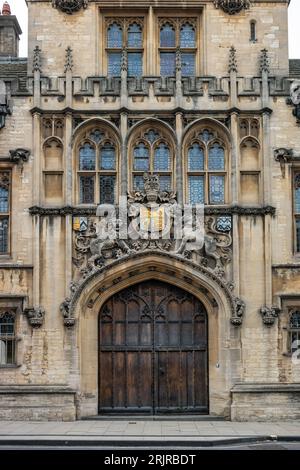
0;0;300;421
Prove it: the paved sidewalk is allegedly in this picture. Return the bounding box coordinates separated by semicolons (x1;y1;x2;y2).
0;420;300;446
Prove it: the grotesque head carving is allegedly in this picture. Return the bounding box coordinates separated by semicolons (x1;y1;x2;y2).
291;80;300;106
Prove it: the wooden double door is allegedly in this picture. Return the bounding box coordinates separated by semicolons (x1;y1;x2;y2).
99;281;208;414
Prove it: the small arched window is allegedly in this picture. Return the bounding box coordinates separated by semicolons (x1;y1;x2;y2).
77;128;118;205
131;127;173;192
250;20;257;42
107;22;123;48
180;23;196;48
160;23;176;48
128;23;142;48
0;311;16;366
289;309;300;354
186;128;227;205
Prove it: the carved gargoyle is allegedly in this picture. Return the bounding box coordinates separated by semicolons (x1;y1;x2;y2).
260;306;280;327
9;148;31;164
24;307;45;328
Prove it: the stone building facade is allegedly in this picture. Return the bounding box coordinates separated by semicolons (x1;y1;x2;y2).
0;0;300;421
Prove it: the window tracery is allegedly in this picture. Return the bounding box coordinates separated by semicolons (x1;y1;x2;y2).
0;311;16;366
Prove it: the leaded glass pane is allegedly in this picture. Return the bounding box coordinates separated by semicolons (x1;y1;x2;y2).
107;23;123;48
208;144;225;171
144;129;160;144
79;143;96;171
159;175;171;191
291;331;300;353
133;175;145;191
209;175;225;204
182;53;195;77
160;52;176;77
295;186;300;213
297;219;300;252
79;176;95;204
199;129;214;143
0;313;14;336
154;144;170;171
180;24;196;48
128;23;142;48
160;24;176;47
128;52;143;77
0;217;8;254
188;176;204;204
290;311;300;328
89;129;104;144
188;144;204;171
100;176;116;205
134;143;149;171
0;187;9;212
108;52;122;76
100;144;116;170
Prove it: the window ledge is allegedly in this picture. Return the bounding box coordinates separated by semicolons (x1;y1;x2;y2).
0;364;21;369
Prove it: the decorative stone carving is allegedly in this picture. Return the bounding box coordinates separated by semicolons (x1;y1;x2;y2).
9;148;30;164
228;46;238;74
64;46;73;73
214;0;251;15
128;173;177;205
216;216;232;232
32;46;42;73
24;307;45;328
260;306;280;327
60;297;75;327
52;0;88;15
231;298;246;326
260;49;270;74
0;80;10;129
290;80;300;125
274;148;293;164
121;48;128;73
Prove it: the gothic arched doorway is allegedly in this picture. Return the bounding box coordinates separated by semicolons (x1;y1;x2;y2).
98;280;208;414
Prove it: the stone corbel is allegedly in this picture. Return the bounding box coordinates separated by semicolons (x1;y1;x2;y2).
24;307;45;328
259;306;280;327
60;297;76;328
230;297;246;326
9;148;31;164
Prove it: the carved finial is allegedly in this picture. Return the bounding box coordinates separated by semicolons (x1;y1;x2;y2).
52;0;88;15
214;0;251;15
260;306;280;327
176;47;182;73
33;46;42;73
2;1;11;15
260;48;270;74
121;48;128;72
64;46;73;73
228;46;238;73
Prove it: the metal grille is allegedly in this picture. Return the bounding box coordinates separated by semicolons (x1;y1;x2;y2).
128;23;142;48
0;186;9;212
208;143;225;170
180;24;195;48
108;52;122;76
154;144;170;171
108;23;123;48
188;144;204;171
160;24;176;47
100;176;116;205
209;175;225;204
100;144;116;170
79;143;96;170
79;176;95;204
0;312;15;366
128;52;143;77
188;176;204;204
0;218;8;254
160;52;176;77
134;143;150;171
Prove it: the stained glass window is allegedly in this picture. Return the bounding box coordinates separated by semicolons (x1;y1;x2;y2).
180;24;195;48
100;176;116;204
188;176;204;204
90;130;104;144
134;143;150;171
209;175;225;204
182;53;195;77
0;312;15;365
108;52;122;76
295;182;300;213
290;311;300;329
144;129;160;144
159;176;172;191
154;144;170;171
80;176;95;204
160;24;176;48
188;144;204;171
79;143;96;171
133;175;145;191
199;129;214;143
108;23;123;48
0;187;9;213
0;218;9;254
128;23;142;48
297;219;300;253
160;52;176;77
208;144;225;171
100;144;116;170
128;52;143;77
